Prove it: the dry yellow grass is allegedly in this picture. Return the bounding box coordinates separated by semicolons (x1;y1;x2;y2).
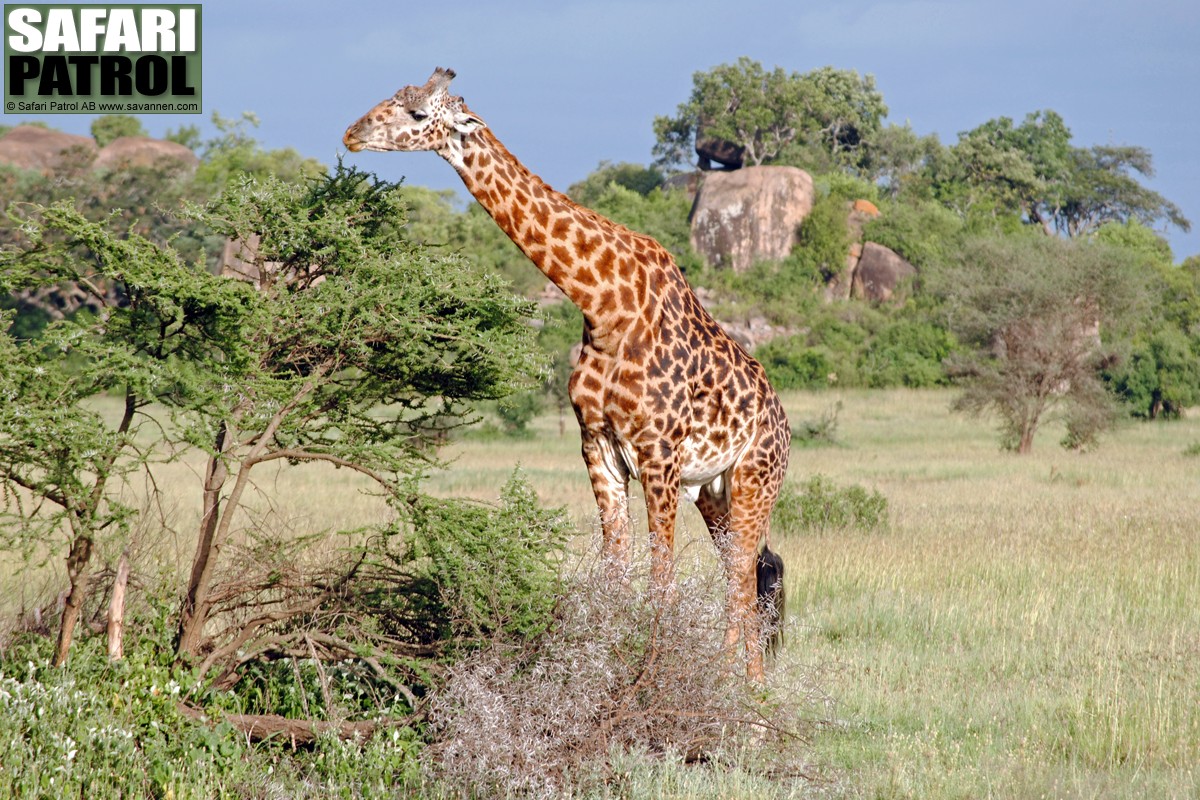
426;390;1200;797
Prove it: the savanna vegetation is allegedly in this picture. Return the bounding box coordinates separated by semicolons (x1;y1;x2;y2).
1;56;1198;798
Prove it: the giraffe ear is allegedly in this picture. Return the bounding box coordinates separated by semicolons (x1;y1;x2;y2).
452;110;486;134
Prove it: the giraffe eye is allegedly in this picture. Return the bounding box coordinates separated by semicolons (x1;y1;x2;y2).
410;109;429;121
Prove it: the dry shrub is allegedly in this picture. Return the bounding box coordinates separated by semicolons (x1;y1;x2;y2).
423;547;825;798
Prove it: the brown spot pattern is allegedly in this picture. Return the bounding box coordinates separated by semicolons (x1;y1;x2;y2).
344;70;793;681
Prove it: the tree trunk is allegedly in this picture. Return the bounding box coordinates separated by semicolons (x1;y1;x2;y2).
176;375;321;662
175;422;231;659
54;388;138;666
1017;424;1036;455
107;550;131;661
53;530;93;667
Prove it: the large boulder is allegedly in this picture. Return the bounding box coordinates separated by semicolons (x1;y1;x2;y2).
826;199;883;301
689;166;814;273
95;136;198;172
851;242;917;303
0;125;97;172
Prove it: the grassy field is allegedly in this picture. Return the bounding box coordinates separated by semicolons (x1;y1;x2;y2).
774;391;1200;799
4;389;1198;798
430;390;1200;798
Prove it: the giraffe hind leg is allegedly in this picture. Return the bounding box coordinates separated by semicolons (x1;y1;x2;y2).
696;480;771;675
719;423;790;678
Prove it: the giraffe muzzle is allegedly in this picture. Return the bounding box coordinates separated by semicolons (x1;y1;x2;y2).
342;126;366;152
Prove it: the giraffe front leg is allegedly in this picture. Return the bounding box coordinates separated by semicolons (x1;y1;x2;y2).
637;446;682;593
580;433;632;577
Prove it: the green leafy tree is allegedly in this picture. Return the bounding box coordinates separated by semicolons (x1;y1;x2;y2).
584;183;701;272
754;336;837;390
858;317;957;388
164;123;202;152
0;204;250;666
567;161;665;203
1;165;545;678
1108;327;1200;419
1050;144;1190;237
1096;221;1200;418
922;110;1190;238
191;111;324;193
1093;218;1175;268
861;123;943;198
400;186;546;297
654;57;804;170
862;198;966;271
654;58;887;172
787;64;889;170
536;301;584;435
171;165;541;661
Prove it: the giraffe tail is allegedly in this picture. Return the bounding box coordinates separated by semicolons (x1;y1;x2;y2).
756;545;786;656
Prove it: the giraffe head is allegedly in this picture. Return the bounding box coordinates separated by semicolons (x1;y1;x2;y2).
343;67;486;166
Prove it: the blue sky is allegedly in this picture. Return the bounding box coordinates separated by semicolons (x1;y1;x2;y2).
6;0;1199;258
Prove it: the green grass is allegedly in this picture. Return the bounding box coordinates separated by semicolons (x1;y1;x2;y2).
4;389;1199;798
773;390;1200;799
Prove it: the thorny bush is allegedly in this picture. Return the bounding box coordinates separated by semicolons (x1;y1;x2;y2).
423;547;828;798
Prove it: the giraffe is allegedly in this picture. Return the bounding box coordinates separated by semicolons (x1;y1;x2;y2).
344;68;791;678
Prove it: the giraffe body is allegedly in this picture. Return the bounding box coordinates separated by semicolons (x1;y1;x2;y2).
345;68;791;677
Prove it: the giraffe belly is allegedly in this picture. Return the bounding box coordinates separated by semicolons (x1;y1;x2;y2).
598;425;751;504
678;431;751;504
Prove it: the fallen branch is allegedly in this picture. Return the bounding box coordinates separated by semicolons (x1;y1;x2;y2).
177;704;421;747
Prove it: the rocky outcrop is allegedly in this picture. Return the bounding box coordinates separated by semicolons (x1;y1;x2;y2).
825;200;916;304
694;115;745;171
95;136;198;172
689;166;814;273
0;126;198;175
0;125;97;172
827;200;882;300
851;242;916;303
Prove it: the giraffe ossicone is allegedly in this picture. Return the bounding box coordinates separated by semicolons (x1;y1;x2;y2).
344;67;792;679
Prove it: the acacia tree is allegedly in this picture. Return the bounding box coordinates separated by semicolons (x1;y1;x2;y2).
0;203;247;665
171;166;544;662
1098;221;1200;419
1;166;551;685
934;234;1144;452
925;110;1190;237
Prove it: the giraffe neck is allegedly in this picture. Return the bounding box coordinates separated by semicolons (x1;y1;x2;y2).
447;128;658;344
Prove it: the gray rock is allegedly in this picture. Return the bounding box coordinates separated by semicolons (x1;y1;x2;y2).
851;242;917;303
689;166;814;273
